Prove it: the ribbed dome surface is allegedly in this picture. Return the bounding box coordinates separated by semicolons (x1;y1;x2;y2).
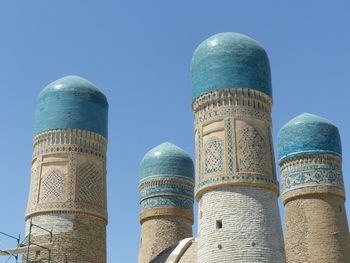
278;113;341;163
34;75;108;138
190;32;272;100
140;142;194;181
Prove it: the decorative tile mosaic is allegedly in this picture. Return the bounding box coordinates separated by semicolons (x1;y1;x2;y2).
192;88;272;126
237;125;265;173
76;162;105;208
32;129;107;160
226;118;234;173
140;196;193;211
280;155;344;196
40;170;64;201
204;138;223;174
139;177;194;201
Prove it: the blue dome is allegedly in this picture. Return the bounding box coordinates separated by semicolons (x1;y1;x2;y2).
140;142;194;182
278;113;342;163
33;75;108;138
190;32;272;100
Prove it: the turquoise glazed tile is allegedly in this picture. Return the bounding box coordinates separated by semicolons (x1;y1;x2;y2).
190;32;272;100
278;113;342;163
34;75;108;138
140;142;194;182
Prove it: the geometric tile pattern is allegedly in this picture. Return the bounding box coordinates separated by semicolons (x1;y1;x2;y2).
192;88;272;126
139;179;194;201
281;159;344;195
40;170;64;201
226;118;234;173
205;138;223;174
32;129;107;160
76;162;104;207
238;126;265;173
140;196;193;211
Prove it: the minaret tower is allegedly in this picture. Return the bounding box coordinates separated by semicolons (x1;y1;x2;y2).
24;76;108;262
191;32;285;262
138;142;194;263
278;113;350;262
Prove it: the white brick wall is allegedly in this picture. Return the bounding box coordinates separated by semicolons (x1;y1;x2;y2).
25;214;75;235
197;186;285;263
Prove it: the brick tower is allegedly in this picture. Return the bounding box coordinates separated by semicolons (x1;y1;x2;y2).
190;32;285;262
138;142;194;263
24;76;108;262
278;113;350;262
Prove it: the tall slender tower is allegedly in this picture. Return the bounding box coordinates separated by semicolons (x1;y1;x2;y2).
191;32;285;262
278;113;350;262
24;76;108;262
138;142;194;263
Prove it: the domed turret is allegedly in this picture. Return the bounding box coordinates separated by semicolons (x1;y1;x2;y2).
278;113;341;163
25;75;109;262
190;32;272;100
278;113;349;262
34;75;108;138
138;142;194;263
190;33;285;263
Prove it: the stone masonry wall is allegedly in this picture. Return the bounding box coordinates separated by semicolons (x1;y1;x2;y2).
139;217;192;263
197;186;285;263
23;214;106;263
285;194;350;263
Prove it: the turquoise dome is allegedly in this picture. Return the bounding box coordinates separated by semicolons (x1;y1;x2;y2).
140;142;194;181
190;32;272;100
33;75;108;138
278;113;342;163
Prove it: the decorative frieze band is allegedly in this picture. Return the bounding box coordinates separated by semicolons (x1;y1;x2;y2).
193;88;272;127
280;154;345;203
139;175;194;222
139;176;194;202
33;129;107;159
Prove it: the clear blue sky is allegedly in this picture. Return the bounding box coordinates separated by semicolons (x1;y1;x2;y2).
1;1;350;262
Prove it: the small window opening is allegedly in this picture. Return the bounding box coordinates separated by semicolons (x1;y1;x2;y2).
216;220;222;229
339;205;342;212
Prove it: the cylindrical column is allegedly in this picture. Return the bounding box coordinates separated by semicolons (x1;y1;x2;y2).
278;113;350;263
138;142;194;263
24;76;108;263
191;32;285;263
